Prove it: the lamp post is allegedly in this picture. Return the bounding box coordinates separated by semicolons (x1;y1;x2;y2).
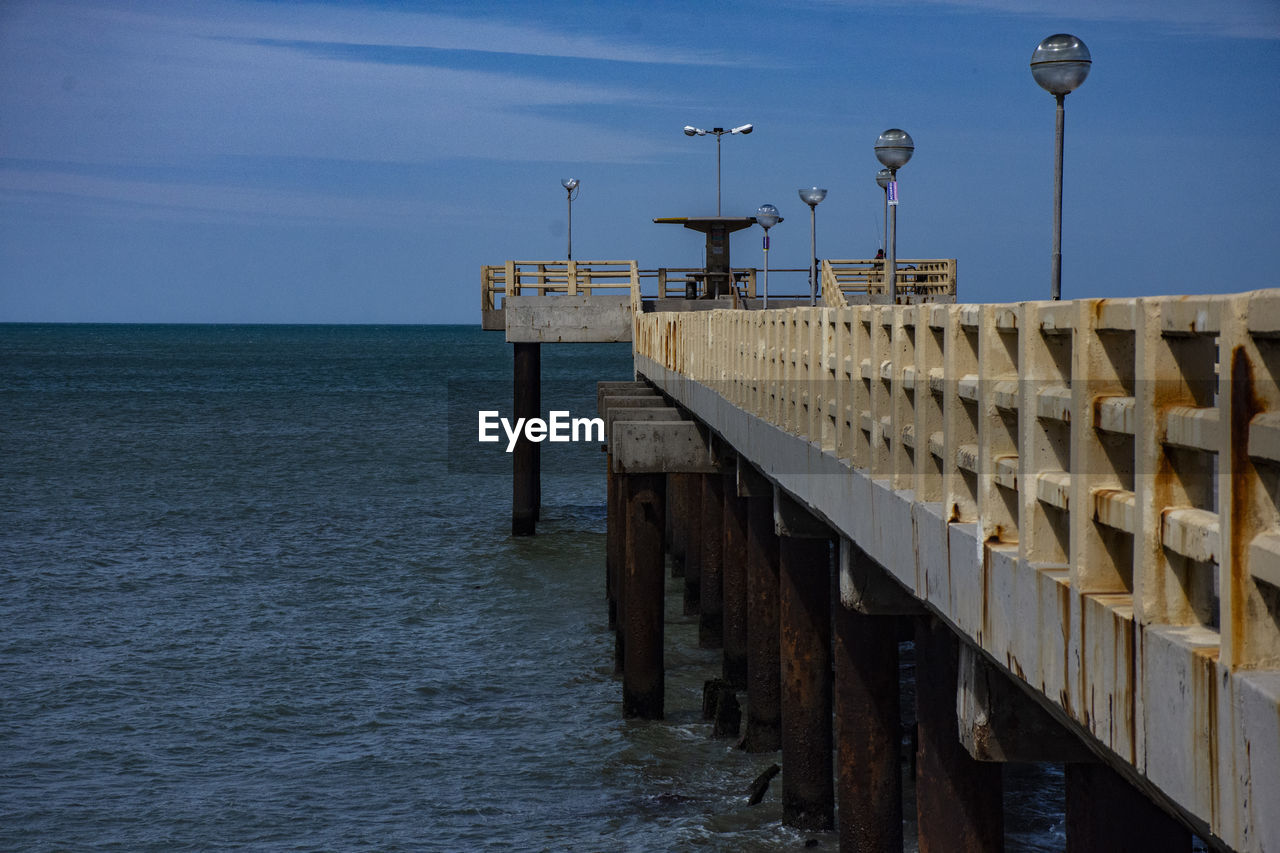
755;203;783;309
798;188;827;307
876;168;892;255
561;178;580;260
685;124;753;216
1030;34;1091;301
874;129;914;303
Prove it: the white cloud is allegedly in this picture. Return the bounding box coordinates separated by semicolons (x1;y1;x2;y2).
0;167;462;227
0;0;693;169
809;0;1280;40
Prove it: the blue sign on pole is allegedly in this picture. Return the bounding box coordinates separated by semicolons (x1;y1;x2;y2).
888;181;899;206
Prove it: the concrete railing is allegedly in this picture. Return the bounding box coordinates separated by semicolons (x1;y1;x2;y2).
821;258;957;306
481;260;640;329
633;290;1280;852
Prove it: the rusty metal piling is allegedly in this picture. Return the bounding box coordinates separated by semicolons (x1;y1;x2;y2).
743;493;782;752
622;472;666;719
778;535;834;831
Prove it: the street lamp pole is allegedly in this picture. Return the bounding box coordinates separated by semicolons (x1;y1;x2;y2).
876;168;892;254
755;203;782;309
1030;34;1091;300
561;178;580;260
875;129;914;303
685;124;753;216
798;188;827;307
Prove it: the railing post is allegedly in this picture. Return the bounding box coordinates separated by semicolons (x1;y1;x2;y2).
976;303;1020;546
944;305;980;523
1220;290;1280;669
890;305;917;491
916;304;947;502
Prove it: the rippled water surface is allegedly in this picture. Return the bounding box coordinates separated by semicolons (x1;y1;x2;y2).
2;324;1069;851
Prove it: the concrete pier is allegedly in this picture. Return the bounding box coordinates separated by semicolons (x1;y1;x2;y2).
489;264;1280;852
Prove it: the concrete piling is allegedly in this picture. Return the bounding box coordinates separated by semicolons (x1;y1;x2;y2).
914;615;1003;852
511;341;540;536
778;535;834;831
833;608;902;851
1065;763;1191;853
682;474;703;615
622;471;666;719
743;492;782;753
720;468;749;688
699;471;725;648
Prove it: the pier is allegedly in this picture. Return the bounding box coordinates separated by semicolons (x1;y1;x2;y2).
482;257;1278;852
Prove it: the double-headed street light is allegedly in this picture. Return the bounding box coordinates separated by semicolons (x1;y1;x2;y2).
1030;33;1091;300
755;203;783;309
798;188;827;307
874;129;914;303
685;123;753;216
561;178;580;260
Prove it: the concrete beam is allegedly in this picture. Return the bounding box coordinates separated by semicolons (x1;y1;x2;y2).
505;294;632;343
597;382;659;416
839;538;925;617
774;488;834;539
611;420;717;474
736;458;772;498
604;407;683;447
957;642;1096;764
598;393;666;421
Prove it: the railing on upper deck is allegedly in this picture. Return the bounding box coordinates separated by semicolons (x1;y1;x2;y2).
481;258;956;321
635;293;1280;666
481;260;638;310
821;258;957;306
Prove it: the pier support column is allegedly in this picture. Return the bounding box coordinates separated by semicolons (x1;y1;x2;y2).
606;453;618;629
779;534;834;831
623;472;666;719
511;342;540;536
721;467;749;688
699;471;725;648
608;453;626;672
833;543;905;852
743;488;781;752
683;474;703;614
1065;763;1191;853
915;616;1003;853
610;418;716;721
667;472;692;578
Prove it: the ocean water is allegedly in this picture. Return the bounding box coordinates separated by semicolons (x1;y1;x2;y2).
1;324;1067;851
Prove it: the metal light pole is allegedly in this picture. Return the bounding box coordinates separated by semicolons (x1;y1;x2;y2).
1031;34;1091;301
755;203;783;309
798;188;827;306
874;129;914;303
876;168;892;254
685;124;753;215
561;178;580;260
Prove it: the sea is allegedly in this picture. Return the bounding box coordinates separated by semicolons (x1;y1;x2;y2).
1;323;1071;851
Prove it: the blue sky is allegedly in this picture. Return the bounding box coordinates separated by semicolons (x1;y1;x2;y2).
2;0;1278;324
